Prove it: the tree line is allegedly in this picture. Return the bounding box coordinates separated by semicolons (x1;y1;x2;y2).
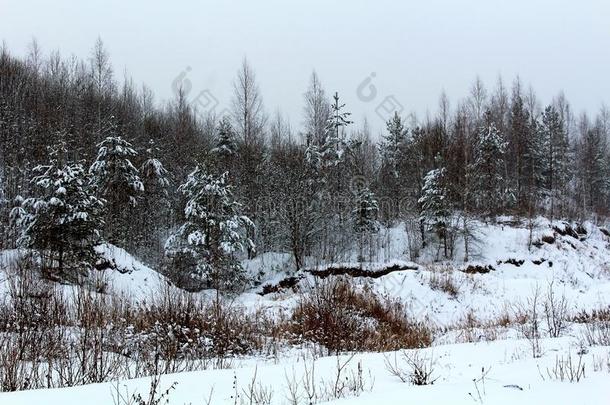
1;39;609;290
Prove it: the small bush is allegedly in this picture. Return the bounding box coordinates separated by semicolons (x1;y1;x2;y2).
583;321;610;346
545;353;586;383
290;278;433;353
514;286;543;358
384;350;438;385
543;281;569;338
429;269;459;298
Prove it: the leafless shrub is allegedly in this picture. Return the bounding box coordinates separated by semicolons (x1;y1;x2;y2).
384;350;438;385
515;285;543;358
582;321;610;346
445;309;512;343
405;217;423;260
571;306;610;347
236;366;274;405
572;306;610;323
592;352;610;373
112;374;177;405
283;355;372;404
283;367;302;405
428;267;459;298
323;355;372;400
545;353;586;383
290;277;433;353
543;280;569;338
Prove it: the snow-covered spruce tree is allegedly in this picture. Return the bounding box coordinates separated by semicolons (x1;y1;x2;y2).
15;147;104;279
352;186;379;262
379;112;407;178
211;116;238;161
211;116;239;184
471;123;509;217
378;112;408;219
165;166;254;293
418;167;450;258
509;89;531;210
89;133;143;246
138;141;170;260
315;92;353;170
304;92;354;262
540;105;570;220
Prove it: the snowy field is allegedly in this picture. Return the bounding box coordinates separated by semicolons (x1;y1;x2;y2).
1;218;609;404
1;337;608;405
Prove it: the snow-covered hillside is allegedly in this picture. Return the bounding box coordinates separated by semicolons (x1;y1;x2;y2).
1;218;609;404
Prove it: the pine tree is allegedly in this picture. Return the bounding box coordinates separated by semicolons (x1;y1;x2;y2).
379;112;407;178
352;187;379;234
471;123;508;216
540;105;570;219
326;92;353;139
378;112;407;220
165;166;254;292
89;134;143;245
211;116;238;160
16;145;104;278
90;135;143;205
418;167;450;257
140;152;170;192
509;89;530;210
352;186;379;262
318;92;353;169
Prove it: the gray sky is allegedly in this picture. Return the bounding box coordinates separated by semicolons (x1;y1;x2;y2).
2;0;609;134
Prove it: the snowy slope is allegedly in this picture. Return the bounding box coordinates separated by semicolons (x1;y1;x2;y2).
1;218;610;404
0;243;167;303
254;218;610;328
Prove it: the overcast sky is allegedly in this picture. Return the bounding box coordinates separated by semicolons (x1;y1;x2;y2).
2;0;609;134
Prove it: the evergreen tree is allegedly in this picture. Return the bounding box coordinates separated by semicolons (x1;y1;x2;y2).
352;186;379;262
540;105;570;219
165;166;254;292
379;112;407;178
89;133;143;245
509;89;530;210
326;92;353;140
90;135;143;205
140;150;170;192
211;117;238;160
418;167;450;257
16;145;104;278
316;92;353;169
471;123;508;216
378;112;407;220
352;187;379;234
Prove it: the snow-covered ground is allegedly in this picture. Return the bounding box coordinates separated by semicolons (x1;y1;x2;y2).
1;217;609;404
2;336;608;404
